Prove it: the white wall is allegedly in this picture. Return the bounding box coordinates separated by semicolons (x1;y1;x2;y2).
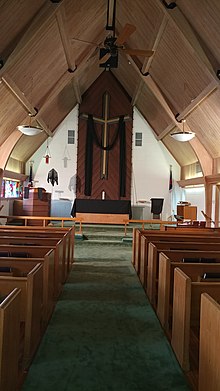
26;107;79;201
132;107;181;220
26;105;183;219
184;186;205;221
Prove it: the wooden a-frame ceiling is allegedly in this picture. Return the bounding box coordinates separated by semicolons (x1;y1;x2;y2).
1;0;220;178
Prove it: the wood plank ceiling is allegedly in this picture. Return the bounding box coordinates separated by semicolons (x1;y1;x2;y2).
0;0;220;178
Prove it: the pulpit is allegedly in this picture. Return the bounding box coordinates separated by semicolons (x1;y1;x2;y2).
14;187;51;225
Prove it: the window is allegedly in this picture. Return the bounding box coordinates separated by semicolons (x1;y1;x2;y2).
1;179;23;198
135;132;142;146
195;161;202;174
68;130;75;144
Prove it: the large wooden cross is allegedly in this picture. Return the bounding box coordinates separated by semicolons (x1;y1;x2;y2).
81;91;129;179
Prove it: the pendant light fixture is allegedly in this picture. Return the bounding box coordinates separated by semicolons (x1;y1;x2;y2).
170;82;196;142
17;113;43;136
170;119;195;142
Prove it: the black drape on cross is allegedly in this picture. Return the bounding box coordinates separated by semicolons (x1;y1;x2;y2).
85;114;126;196
83;91;127;197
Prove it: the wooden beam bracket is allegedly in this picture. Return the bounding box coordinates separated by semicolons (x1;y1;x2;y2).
68;66;77;73
162;1;177;9
140;70;150;77
175;113;183;123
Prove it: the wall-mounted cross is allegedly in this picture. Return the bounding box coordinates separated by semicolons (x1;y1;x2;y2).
81;91;130;179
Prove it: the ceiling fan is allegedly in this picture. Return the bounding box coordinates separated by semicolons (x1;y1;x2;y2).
71;0;154;69
99;23;154;68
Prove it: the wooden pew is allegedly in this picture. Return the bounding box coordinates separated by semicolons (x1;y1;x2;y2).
0;236;64;296
171;268;220;376
147;243;220;307
164;225;220;233
0;224;75;254
0;230;71;280
0;226;75;283
0;249;55;324
0;225;75;269
199;293;220;391
157;253;220;335
133;228;220;277
0;287;21;391
0;262;43;369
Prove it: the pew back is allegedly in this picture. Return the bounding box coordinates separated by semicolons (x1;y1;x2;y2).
147;243;220;307
0;288;21;391
0;262;43;368
0;253;55;324
157;253;220;333
133;228;220;276
199;293;220;391
171;268;220;372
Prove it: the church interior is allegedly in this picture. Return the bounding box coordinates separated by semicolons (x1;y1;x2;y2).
1;1;220;390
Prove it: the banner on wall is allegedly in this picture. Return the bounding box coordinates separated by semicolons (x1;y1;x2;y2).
169;165;173;191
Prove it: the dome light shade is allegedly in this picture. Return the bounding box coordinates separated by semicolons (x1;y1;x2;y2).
170;118;195;142
170;130;195;142
17;125;43;136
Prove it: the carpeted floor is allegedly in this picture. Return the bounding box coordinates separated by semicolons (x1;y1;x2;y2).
21;239;191;391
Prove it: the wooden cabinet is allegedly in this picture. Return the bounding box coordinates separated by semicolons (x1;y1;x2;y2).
177;205;197;220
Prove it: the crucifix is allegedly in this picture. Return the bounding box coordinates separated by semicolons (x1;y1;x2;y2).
81;91;129;179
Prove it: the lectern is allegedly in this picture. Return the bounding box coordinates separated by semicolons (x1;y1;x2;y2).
14;187;51;225
177;205;197;221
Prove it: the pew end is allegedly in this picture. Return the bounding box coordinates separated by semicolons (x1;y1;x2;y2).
199;293;220;391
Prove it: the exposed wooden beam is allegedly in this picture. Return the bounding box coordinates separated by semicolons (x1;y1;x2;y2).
177;176;205;187
0;1;64;78
131;81;143;106
128;53;214;174
205;173;220;185
72;79;82;104
0;130;22;169
127;55;184;135
176;80;219;121
215;185;220;226
56;7;76;72
3;170;27;182
145;75;179;124
38;39;102;117
37;70;73;114
36;118;52;137
158;0;218;79
205;181;213;227
189;137;213;176
158;123;175;140
2;73;52;136
141;15;168;75
2;73;37;116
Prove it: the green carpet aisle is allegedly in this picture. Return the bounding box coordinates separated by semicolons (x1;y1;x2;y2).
21;238;191;391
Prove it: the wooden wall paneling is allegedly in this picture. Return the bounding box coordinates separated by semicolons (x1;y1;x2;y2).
77;71;132;200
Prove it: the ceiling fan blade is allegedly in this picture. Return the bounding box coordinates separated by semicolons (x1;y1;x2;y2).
71;37;99;46
115;23;136;45
123;48;154;57
88;47;99;60
99;52;111;64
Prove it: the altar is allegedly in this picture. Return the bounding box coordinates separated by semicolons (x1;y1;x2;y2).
71;199;132;224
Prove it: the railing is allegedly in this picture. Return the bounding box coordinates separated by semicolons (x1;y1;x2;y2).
0;215;82;233
123;219;177;236
0;215;179;237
